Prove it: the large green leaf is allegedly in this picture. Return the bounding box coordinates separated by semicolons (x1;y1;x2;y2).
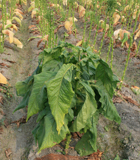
32;108;69;152
42;60;62;72
94;80;121;124
46;64;74;133
26;71;57;121
16;76;33;97
16;65;41;96
13;91;31;113
95;59;119;98
75;113;98;156
70;82;97;132
75;131;95;156
36;104;50;123
42;44;64;65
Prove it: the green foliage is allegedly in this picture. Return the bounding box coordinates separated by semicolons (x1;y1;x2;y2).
14;41;121;156
106;0;119;13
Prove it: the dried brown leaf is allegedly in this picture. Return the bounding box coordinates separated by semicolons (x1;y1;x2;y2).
0;63;10;68
113;96;123;103
35;153;84;160
54;24;64;33
78;5;85;18
130;41;137;52
76;40;82;46
64;21;72;32
28;25;36;29
0;73;8;84
5;148;12;158
37;39;43;48
118;91;140;106
11;115;26;127
88;150;103;160
134;30;140;40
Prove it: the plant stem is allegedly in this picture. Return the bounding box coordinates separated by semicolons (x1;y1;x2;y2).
119;36;133;89
65;134;71;154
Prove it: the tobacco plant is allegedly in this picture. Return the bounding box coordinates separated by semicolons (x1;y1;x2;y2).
14;41;121;156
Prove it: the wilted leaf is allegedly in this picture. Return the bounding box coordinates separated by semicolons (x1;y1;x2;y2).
113;12;120;24
28;25;36;29
133;9;140;19
6;20;12;25
12;115;26;127
31;10;37;18
12;17;22;26
114;29;122;39
28;5;35;12
2;29;14;43
68;17;78;23
64;21;72;32
121;16;126;23
63;0;67;6
0;62;10;68
14;9;23;15
117;2;121;6
134;30;140;40
37;39;43;48
42;35;49;41
5;24;18;31
114;29;130;41
131;86;140;95
50;3;62;9
5;148;12;158
14;12;23;20
106;24;109;31
121;33;128;47
74;2;79;8
88;150;103;160
130;41;137;52
0;73;8;84
12;24;18;31
124;5;130;12
134;24;140;34
78;5;85;18
13;37;23;48
76;40;82;46
120;29;129;40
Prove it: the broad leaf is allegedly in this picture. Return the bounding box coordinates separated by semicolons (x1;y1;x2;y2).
42;60;62;72
46;64;74;133
27;71;57;121
95;59;119;98
94;80;121;124
70;82;97;132
16;76;33;96
75;131;95;156
32;108;69;152
75;113;98;156
13;91;30;112
36;105;50;122
16;65;41;96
